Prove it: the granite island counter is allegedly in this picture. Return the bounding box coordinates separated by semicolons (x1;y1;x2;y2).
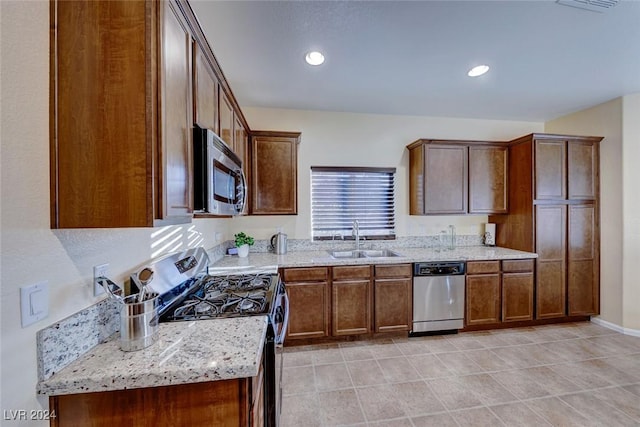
37;316;268;426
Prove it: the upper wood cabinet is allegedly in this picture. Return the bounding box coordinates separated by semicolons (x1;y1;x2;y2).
469;145;508;214
250;131;301;215
534;137;598;201
50;0;194;228
407;140;508;215
193;42;218;132
219;91;235;149
50;0;251;227
161;1;193;221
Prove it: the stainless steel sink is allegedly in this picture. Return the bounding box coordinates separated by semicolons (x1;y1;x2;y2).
327;249;402;259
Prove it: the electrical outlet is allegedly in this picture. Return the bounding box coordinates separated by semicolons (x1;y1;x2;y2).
93;263;109;296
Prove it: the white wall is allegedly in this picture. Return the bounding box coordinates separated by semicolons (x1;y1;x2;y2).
545;95;640;330
232;107;543;241
0;2;230;423
622;94;640;330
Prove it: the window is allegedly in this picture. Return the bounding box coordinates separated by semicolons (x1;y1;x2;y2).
311;167;396;240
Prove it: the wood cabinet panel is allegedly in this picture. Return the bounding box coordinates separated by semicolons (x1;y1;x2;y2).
333;265;371;280
466;273;501;325
286;280;330;339
423;145;468;214
51;0;153;227
568;140;597;200
535;139;566;200
251;132;300;215
535;205;567;319
160;1;193;220
466;261;500;274
374;277;412;332
502;272;534;322
193;42;217;132
502;259;534;273
50;379;249;427
374;264;412;279
219;90;234;149
408;144;425;215
469;146;508;214
283;267;328;282
332;279;371;336
568;204;599;315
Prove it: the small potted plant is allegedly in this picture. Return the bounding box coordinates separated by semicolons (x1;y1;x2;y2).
234;232;254;258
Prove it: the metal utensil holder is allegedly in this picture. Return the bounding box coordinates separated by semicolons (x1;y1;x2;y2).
119;294;159;352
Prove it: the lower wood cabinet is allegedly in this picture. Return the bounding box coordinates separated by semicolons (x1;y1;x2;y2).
466;261;501;326
332;266;372;336
283;267;330;340
501;260;534;322
374;264;412;332
465;259;534;327
50;376;260;427
283;263;413;341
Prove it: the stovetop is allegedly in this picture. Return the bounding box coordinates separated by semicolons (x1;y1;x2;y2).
160;271;279;322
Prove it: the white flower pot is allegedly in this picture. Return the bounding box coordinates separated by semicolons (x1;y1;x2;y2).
237;244;250;258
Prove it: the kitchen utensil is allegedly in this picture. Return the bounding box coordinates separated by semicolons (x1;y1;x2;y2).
270;232;288;255
136;267;154;302
96;276;124;303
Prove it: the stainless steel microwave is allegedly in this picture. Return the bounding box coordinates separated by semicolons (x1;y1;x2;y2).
193;126;246;215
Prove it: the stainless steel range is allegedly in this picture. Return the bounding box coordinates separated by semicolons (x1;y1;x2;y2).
139;248;288;427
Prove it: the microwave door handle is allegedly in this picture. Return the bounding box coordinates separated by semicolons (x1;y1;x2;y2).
237;168;247;212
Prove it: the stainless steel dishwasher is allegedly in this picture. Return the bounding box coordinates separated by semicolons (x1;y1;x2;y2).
412;261;465;334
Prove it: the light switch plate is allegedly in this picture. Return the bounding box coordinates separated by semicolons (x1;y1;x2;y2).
20;281;49;328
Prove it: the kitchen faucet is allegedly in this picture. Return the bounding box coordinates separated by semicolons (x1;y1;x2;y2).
352;220;361;251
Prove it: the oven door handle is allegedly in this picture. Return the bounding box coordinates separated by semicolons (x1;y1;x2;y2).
275;290;289;346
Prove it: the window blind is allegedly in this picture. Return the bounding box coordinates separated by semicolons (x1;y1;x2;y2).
311;167;396;240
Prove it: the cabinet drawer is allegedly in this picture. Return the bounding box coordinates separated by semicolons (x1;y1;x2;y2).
284;267;329;282
466;261;500;274
332;265;371;280
374;264;412;278
502;259;534;273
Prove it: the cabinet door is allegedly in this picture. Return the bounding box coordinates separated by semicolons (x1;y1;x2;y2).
502;272;534;322
424;145;468;214
465;274;501;325
193;43;217;131
568;140;597;200
160;0;193;220
332;280;371;336
251;134;299;215
535;139;566;200
219;90;234;149
469;146;508;214
286;281;330;340
568;204;599;315
374;278;412;332
535;205;567;319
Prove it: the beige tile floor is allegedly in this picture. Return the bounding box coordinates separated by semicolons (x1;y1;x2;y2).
281;322;640;427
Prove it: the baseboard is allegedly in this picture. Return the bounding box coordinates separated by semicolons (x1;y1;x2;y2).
590;316;640;337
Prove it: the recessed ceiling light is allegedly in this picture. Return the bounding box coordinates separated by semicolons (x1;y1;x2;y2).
305;51;325;66
468;65;489;77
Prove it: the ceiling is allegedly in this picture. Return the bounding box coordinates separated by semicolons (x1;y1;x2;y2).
190;0;640;122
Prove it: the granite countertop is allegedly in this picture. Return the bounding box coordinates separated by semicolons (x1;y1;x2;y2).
37;316;268;396
210;245;537;270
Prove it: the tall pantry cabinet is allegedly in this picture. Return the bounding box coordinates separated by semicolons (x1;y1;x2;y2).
489;133;603;319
